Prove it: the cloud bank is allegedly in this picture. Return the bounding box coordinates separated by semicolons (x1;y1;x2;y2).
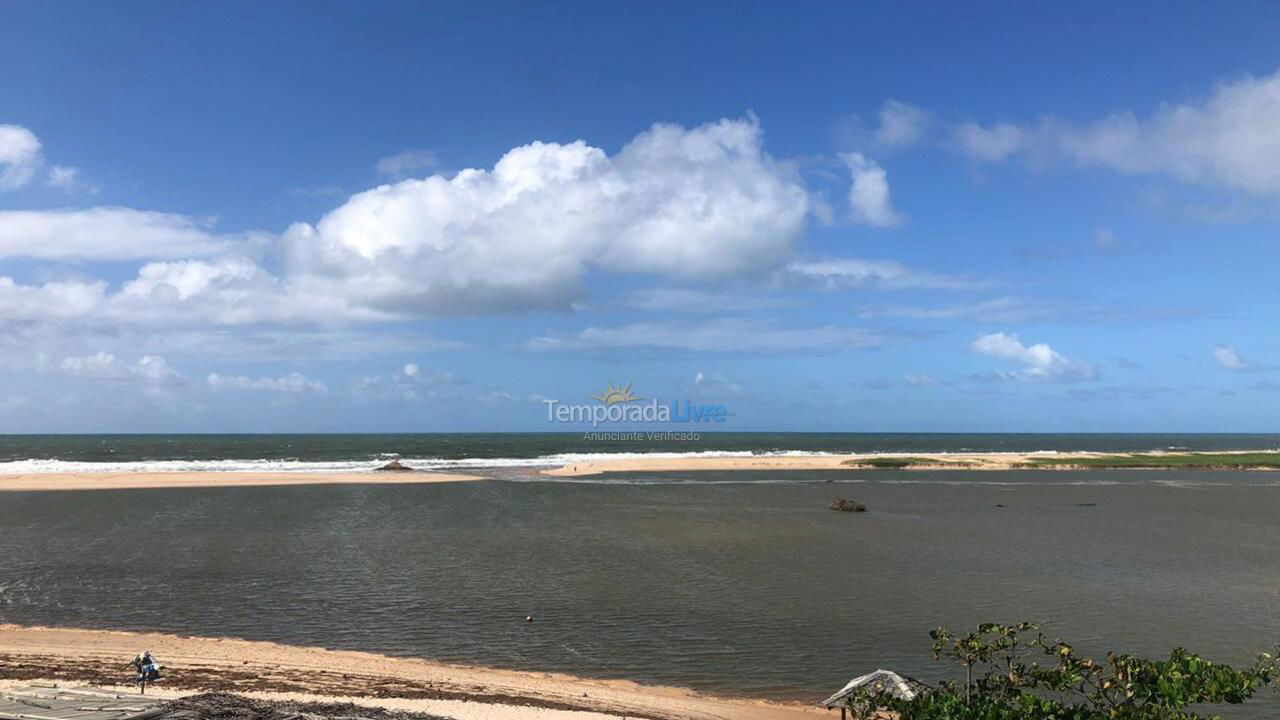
953;68;1280;197
0;116;817;339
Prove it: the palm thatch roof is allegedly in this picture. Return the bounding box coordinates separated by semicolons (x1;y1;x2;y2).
822;669;928;708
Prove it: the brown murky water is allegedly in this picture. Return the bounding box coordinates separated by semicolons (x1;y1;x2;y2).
1;470;1277;716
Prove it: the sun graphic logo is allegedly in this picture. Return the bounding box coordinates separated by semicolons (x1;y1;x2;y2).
592;382;640;406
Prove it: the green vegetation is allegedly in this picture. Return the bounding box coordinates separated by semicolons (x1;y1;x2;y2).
841;452;1280;470
1022;452;1280;469
847;457;966;468
839;622;1278;720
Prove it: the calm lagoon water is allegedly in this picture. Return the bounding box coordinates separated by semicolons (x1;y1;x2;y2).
2;468;1278;716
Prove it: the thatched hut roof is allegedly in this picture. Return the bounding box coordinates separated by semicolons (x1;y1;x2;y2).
822;669;928;708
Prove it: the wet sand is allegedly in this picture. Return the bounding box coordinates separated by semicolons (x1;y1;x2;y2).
0;626;824;720
0;471;484;492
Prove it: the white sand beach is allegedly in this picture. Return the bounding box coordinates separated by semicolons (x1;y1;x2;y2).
541;451;1088;476
0;625;824;720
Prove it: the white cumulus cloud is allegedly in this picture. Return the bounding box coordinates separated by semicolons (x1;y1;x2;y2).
286;116;810;314
0;125;42;190
971;332;1095;382
0;277;107;320
0;125;97;194
0;117;821;341
1213;345;1248;370
841;153;903;226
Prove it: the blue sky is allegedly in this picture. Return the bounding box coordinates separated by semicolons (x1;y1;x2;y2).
1;1;1279;433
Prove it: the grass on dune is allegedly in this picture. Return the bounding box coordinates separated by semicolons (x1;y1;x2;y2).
843;452;1280;470
1022;452;1280;469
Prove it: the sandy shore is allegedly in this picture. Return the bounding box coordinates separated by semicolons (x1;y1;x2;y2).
542;451;1089;476
5;448;1273;490
0;625;824;720
543;448;1280;476
0;471;485;492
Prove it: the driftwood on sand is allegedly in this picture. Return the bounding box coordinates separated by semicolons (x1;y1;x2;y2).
830;497;866;512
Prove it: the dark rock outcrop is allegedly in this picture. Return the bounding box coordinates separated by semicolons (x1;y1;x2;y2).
830;497;866;512
375;459;413;472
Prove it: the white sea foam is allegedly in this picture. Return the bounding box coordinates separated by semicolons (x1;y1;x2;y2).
0;458;388;474
3;448;1277;479
0;450;824;474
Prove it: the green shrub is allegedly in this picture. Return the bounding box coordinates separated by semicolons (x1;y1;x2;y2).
842;622;1278;720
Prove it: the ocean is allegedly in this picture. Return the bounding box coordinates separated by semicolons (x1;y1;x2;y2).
1;434;1278;717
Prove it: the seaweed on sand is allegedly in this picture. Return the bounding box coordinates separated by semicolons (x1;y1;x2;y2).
160;693;451;720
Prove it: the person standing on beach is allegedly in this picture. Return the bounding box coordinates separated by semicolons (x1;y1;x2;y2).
125;651;161;693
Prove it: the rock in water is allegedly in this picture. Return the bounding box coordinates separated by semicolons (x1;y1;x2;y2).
376;459;412;472
830;497;866;512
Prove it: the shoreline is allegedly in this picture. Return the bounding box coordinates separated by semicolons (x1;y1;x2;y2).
0;471;485;492
3;449;1278;491
543;449;1280;476
0;625;822;720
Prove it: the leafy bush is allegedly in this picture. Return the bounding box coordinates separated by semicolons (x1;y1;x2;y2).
842;623;1278;720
